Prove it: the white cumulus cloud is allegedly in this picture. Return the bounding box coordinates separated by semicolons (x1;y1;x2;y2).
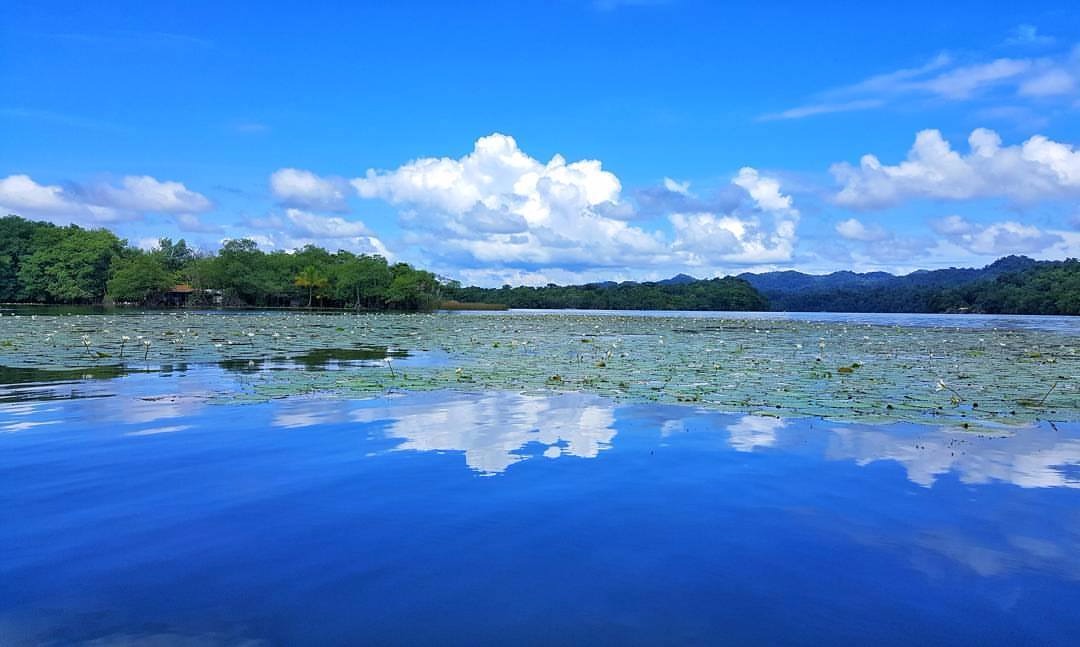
352;133;666;270
350;134;801;279
90;175;212;213
832;128;1080;209
270;168;349;211
0;174;82;214
930;215;1062;255
835;218;888;242
245;208;391;258
670;168;799;266
0;173;211;223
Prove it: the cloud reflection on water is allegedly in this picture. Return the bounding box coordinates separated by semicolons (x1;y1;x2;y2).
826;425;1080;489
270;392;617;475
350;392;617;474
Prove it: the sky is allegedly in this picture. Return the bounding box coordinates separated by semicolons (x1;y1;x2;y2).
2;0;1079;286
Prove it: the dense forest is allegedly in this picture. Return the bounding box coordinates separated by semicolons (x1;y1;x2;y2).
928;260;1080;315
446;278;770;311
739;256;1080;315
0;216;443;310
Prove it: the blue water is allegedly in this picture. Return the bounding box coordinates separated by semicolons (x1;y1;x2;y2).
2;367;1080;645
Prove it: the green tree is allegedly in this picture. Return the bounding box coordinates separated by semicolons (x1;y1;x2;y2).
386;264;441;310
18;225;124;303
107;252;173;303
334;253;392;308
0;215;53;301
155;238;196;273
294;265;329;307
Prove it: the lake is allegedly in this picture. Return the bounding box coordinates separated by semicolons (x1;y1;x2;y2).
1;310;1078;645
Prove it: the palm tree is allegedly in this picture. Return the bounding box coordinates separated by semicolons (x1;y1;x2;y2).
294;265;328;308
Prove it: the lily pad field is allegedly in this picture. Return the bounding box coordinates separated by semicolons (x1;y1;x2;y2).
1;309;1075;427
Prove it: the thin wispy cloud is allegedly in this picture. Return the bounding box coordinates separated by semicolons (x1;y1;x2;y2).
758;99;884;121
1005;24;1056;47
761;36;1080;120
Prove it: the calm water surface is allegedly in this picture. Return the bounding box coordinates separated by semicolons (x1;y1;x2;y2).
1;311;1079;645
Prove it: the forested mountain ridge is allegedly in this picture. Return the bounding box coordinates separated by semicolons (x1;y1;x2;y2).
737;256;1078;314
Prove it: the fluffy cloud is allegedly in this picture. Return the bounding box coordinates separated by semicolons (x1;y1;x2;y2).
931;215;1062;255
0;174;84;214
662;177;692;196
732;167;797;213
832;128;1080;208
245;208;391;257
88;175;212;213
353;133;622;216
352;133;665;270
270;168;349;211
669;167;799;266
835;218;888;242
350;134;800;280
0;173;211;224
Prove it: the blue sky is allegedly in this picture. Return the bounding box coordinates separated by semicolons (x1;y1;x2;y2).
2;0;1079;285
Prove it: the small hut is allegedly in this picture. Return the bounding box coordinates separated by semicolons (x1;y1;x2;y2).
164;284;195;306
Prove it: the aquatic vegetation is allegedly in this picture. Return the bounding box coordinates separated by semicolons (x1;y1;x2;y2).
0;310;1076;426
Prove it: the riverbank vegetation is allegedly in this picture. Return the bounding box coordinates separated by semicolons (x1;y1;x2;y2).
1;216;442;310
2;215;1076;314
445;278;770;311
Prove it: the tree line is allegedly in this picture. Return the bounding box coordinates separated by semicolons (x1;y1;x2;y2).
3;214;1076;314
445;277;770;311
0;216;442;310
929;259;1080;315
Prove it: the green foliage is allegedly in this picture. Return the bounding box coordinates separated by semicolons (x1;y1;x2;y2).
107;253;173;303
333;252;392;308
386;263;441;310
0;216;447;310
294;265;329;307
154;238;195;273
931;259;1080;315
15;220;124;303
447;276;769;311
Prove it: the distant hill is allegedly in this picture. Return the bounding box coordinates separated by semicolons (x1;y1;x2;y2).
739;256;1052;313
447;256;1077;315
657;273;698;286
